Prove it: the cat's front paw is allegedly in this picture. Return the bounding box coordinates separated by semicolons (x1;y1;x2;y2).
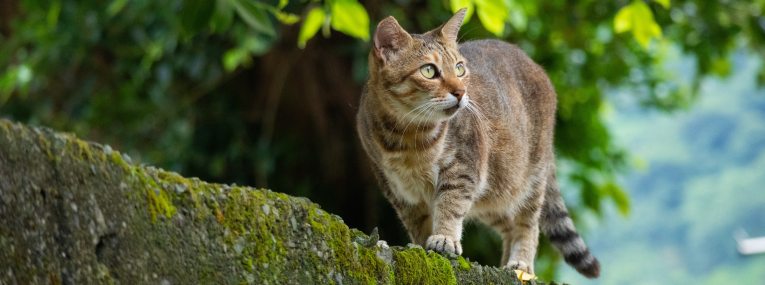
425;234;463;255
503;260;531;273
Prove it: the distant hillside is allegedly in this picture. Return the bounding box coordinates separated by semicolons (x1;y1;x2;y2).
559;50;765;284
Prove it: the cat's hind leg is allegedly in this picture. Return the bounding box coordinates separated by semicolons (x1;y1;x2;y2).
477;213;515;265
505;191;544;274
480;191;544;274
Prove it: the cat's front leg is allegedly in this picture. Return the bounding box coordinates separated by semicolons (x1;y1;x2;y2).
426;171;477;255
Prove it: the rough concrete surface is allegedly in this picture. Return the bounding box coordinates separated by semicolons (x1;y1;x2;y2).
0;119;566;284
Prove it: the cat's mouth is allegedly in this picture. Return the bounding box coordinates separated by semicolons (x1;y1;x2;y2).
443;103;460;114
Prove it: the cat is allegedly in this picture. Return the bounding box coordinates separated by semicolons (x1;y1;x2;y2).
356;8;600;278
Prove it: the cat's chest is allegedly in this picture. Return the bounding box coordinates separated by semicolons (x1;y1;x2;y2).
381;151;441;205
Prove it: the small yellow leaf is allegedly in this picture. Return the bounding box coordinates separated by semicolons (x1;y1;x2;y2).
514;270;538;282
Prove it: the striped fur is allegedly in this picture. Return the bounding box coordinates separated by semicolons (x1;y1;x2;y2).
357;9;600;278
541;173;601;278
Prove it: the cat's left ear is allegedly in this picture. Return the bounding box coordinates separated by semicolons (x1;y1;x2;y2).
433;8;467;44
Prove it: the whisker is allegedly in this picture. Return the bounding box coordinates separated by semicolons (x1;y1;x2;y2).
466;103;490;137
401;103;433;148
420;105;439;151
416;104;433;152
395;103;429;130
457;27;479;43
468;100;493;127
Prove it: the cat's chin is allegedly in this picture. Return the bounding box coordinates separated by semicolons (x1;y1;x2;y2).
444;104;460;114
443;104;461;116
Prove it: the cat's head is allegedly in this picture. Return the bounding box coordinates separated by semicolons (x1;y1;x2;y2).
369;9;469;122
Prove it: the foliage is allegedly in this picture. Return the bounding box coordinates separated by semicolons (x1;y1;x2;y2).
559;51;765;284
614;0;663;48
1;0;764;280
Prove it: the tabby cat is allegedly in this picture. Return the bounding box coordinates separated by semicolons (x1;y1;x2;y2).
356;9;600;278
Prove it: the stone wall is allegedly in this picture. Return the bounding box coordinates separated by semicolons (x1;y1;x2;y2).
0;119;564;285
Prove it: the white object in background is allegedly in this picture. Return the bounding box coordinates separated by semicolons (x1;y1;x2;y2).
734;228;765;255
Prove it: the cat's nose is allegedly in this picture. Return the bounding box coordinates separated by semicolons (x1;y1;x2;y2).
453;90;466;101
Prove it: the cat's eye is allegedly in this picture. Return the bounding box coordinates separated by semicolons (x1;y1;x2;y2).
456;63;466;77
420;65;437;79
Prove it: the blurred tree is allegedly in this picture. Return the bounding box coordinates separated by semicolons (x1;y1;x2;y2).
1;0;764;280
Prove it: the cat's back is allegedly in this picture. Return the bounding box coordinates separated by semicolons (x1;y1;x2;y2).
459;39;531;74
458;39;546;84
458;39;557;134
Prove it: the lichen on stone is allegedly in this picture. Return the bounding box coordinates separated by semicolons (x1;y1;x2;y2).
0;119;564;285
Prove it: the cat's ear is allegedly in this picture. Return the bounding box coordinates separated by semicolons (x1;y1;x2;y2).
434;8;466;43
374;16;412;63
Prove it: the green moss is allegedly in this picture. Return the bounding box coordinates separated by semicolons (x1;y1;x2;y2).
157;171;202;210
458;256;471;272
69;138;93;161
44;133;116;180
95;264;115;285
219;187;290;281
37;134;57;162
307;204;328;235
393;247;457;285
353;245;393;285
132;166;176;222
0;120;10;133
108;151;132;172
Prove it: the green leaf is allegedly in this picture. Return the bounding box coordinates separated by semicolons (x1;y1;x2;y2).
604;183;630;215
210;0;234;33
107;0;130;17
613;3;633;33
222;48;251;71
298;7;325;48
330;0;370;40
47;0;62;28
654;0;670;9
474;0;508;36
232;0;276;36
259;1;299;25
0;68;18;104
278;0;288;9
273;11;300;24
242;34;274;55
580;178;601;213
710;58;731;77
613;0;662;48
450;0;475;23
182;0;217;34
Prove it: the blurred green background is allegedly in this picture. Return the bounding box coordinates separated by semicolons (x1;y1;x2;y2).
1;0;764;282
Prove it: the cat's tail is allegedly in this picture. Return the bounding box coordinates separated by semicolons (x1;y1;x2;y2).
540;172;601;278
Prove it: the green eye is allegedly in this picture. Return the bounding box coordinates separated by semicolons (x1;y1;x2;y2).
456;63;466;77
420;65;436;79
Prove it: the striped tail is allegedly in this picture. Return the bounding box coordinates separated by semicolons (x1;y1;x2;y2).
540;172;601;278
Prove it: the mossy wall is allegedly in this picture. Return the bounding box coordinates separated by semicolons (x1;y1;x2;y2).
0;119;565;285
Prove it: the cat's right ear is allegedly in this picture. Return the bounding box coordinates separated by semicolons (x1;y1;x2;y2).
374;16;411;64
